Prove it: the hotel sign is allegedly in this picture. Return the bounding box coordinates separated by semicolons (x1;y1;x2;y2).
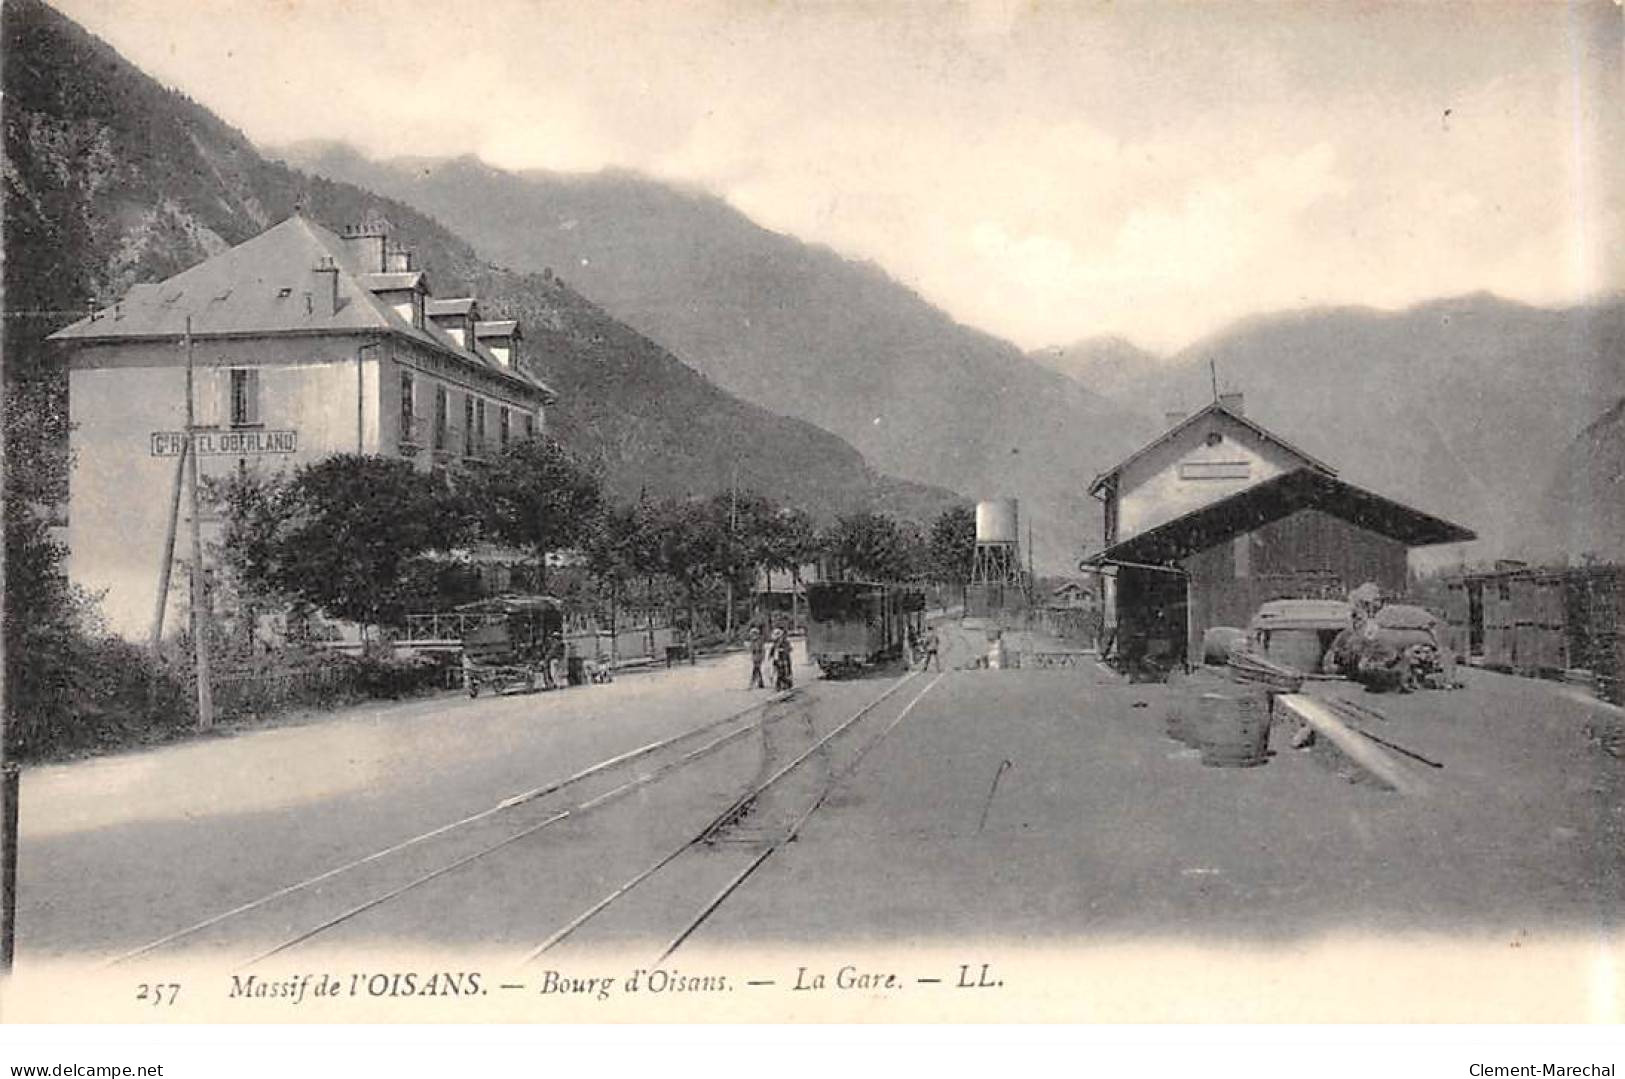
150;429;299;457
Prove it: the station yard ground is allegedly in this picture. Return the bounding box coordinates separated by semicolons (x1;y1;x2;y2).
11;618;1624;1002
697;656;1625;946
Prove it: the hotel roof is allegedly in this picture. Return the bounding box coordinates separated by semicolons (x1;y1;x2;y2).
49;215;554;402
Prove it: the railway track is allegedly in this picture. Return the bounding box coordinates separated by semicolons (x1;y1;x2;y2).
107;688;798;967
518;669;946;964
109;668;940;968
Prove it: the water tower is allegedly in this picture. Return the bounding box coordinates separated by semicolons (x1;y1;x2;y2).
971;497;1024;586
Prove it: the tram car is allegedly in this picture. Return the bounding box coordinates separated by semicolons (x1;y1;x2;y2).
458;594;563;697
806;580;926;677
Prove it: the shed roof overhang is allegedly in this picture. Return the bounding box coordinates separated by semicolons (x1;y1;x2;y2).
1080;468;1476;570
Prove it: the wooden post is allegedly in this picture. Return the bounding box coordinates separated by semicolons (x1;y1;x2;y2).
149;439;190;653
184;318;215;730
725;463;737;640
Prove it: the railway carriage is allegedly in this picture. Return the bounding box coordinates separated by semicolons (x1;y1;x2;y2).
806;580;925;677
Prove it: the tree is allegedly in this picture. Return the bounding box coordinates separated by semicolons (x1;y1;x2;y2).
758;504;820;624
896;519;931;582
252;455;471;638
648;497;729;660
472;435;602;589
929;505;976;604
205;466;291;652
821;512;913;582
706;489;789;637
584;498;669;655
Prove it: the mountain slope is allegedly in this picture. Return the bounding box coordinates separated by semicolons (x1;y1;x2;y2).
1;0;958;524
275;146;1156;568
1522;395;1625;563
1045;294;1625;559
1031;336;1162;400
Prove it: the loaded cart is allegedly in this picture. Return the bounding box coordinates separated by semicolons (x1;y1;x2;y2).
458;595;564;698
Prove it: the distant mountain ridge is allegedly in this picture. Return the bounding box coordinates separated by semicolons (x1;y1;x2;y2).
1523;395;1625;563
2;0;960;526
275;144;1156;569
1037;293;1625;560
1031;335;1163;395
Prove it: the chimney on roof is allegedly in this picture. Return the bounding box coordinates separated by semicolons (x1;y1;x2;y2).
385;243;414;273
340;223;389;273
312;256;340;315
1218;392;1245;416
1163;410;1186;427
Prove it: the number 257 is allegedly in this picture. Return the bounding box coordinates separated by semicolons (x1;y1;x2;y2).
135;983;180;1007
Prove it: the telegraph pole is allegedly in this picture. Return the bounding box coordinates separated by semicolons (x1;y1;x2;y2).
184;317;215;730
725;461;738;639
1;449;13;974
149;440;189;653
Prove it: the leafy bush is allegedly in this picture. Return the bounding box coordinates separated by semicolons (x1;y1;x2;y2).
336;649;449;700
8;631;194;759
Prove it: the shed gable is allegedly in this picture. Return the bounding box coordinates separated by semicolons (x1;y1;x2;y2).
1114;410;1319;542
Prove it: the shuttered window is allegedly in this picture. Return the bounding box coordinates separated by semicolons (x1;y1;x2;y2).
499;408;510;449
229;369;260;427
463;394;475;456
400;372;415;439
434;386;448;450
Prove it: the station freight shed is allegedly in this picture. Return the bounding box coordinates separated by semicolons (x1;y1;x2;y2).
1081;468;1475;667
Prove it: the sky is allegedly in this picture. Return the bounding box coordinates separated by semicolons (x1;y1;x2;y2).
55;0;1625;354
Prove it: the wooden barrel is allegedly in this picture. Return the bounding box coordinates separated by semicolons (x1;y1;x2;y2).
1166;668;1225;745
1195;687;1272;768
1264;628;1324;674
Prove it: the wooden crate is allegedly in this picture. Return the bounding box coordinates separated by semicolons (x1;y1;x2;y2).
1595;634;1624;704
1508;573;1564;628
1442;580;1471;660
1483;623;1516;669
1513;624;1538;673
1590;571;1621;634
1515;623;1567;672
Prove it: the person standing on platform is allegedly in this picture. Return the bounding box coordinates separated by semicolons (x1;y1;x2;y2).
771;627;794;691
748;626;766;689
921;625;941;672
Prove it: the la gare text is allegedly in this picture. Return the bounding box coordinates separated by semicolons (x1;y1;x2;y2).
223;963;1003;1005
